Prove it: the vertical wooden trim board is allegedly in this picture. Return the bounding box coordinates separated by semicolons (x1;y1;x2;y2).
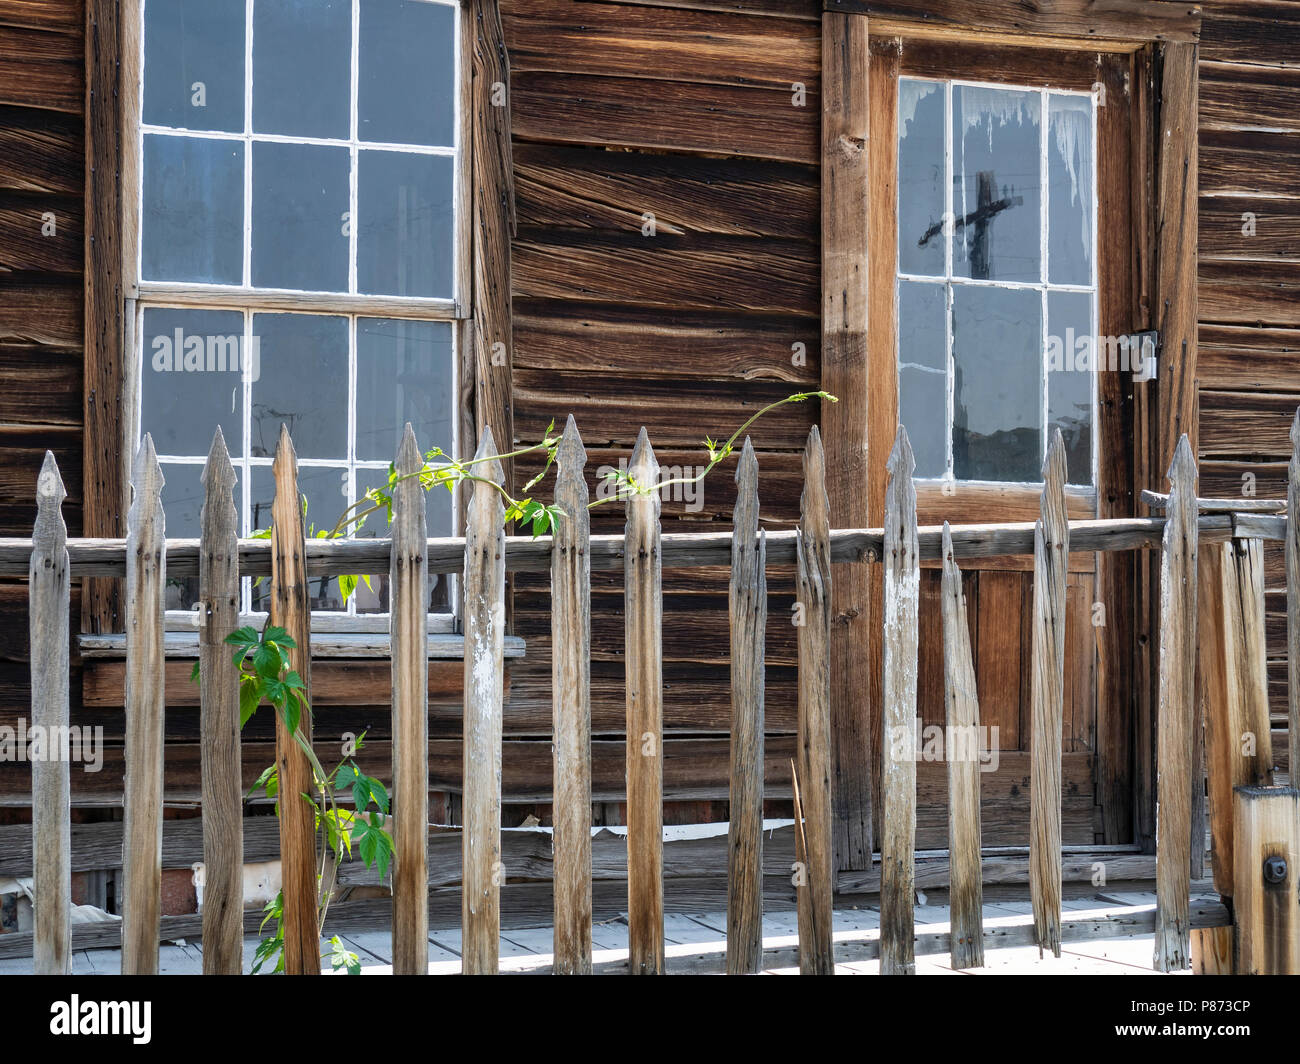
85;0;127;633
820;9;873;872
1154;42;1198;480
471;0;516;494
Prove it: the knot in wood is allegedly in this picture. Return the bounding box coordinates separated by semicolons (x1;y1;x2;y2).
836;133;865;160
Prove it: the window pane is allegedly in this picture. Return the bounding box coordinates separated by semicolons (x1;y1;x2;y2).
253;0;351;139
1048;290;1093;485
249;313;348;459
897;280;947;477
142;135;244;284
355;318;454;462
953;85;1041;283
952;285;1042;482
353;468;453;614
250;464;346;609
251;142;349;292
143;0;245;133
357;150;454;297
1048;93;1094;287
158;463;209;610
898;79;946;278
359;0;456;147
141;308;246;456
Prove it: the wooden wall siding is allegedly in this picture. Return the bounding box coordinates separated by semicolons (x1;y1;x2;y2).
0;0;1289;861
500;0;1105;842
504;0;820;828
1197;0;1300;775
0;1;85;831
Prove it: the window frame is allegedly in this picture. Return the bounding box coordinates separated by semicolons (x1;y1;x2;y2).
119;0;474;633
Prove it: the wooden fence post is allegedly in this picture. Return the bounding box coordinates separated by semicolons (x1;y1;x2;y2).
1233;786;1300;974
1201;537;1273;897
625;428;665;975
1287;410;1300;805
880;426;918;976
796;426;834;975
30;451;70;975
271;425;319;975
122;436;165;974
1155;434;1198;972
1030;430;1068;958
727;438;766;975
462;428;506;975
552;416;592;974
200;426;243;974
941;522;984;970
392;424;429;975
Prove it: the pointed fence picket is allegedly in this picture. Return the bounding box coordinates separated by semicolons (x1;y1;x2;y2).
121;436;165;975
1030;430;1069;959
551;415;593;975
726;438;766;975
461;429;506;975
199;426;243;975
17;417;1294;975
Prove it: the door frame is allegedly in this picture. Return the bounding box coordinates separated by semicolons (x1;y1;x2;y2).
820;4;1200;868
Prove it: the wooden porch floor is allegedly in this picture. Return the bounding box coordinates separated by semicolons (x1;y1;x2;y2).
0;889;1219;975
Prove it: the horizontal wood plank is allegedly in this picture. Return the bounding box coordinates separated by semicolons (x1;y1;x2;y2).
0;193;81;274
0;25;82;113
513;142;817;240
503;0;819;90
0;107;82;193
512;299;819;384
512;71;817;163
513;370;820;448
513;228;818;315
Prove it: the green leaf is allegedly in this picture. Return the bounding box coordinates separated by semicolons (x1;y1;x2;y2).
339;572;358;604
278;691;299;735
247;763;277;802
239;679;262;728
367;777;389;816
226;626;261;647
253;642;281;680
190;660;201;683
328;935;361;976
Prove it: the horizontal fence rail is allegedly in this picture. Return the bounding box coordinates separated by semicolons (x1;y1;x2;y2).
0;513;1286;579
14;412;1299;975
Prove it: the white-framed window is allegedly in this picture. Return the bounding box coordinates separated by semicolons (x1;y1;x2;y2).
896;76;1099;489
127;0;467;627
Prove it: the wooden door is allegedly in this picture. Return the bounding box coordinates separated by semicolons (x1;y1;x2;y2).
866;38;1143;846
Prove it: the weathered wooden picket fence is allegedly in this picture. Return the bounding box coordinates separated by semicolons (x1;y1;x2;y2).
11;411;1299;975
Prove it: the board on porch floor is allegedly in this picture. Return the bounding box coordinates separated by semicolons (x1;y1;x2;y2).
0;890;1201;975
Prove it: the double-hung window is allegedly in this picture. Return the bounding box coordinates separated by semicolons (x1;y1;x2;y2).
130;0;465;626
